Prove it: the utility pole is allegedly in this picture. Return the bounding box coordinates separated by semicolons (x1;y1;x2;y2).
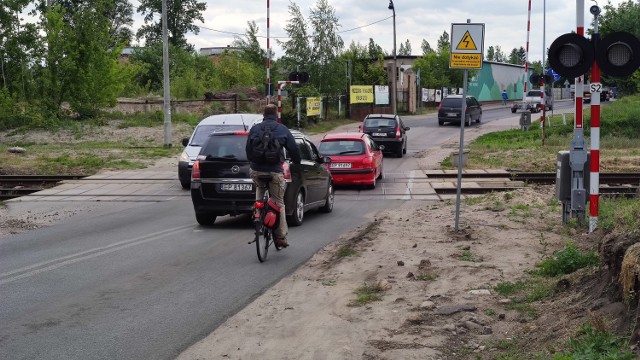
162;0;171;147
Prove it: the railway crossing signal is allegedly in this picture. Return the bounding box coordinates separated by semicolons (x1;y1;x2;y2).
548;31;640;78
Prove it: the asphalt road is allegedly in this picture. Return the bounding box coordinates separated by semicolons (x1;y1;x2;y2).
0;99;581;360
0;194;402;359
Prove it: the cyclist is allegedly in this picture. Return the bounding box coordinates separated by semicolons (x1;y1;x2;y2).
246;104;301;248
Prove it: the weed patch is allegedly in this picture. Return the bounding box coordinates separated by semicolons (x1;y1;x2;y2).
533;242;599;277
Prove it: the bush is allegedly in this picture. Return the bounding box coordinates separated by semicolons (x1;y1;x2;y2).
533;242;599;277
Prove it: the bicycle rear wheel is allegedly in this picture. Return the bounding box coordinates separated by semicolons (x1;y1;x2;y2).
255;219;270;262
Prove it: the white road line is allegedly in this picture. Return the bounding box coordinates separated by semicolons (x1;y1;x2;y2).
403;170;416;200
0;224;193;286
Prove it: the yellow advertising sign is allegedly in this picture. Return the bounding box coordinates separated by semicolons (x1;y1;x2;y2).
350;85;374;104
306;97;321;116
450;53;483;69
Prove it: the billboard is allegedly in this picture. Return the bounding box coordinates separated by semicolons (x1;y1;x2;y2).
350;85;374;104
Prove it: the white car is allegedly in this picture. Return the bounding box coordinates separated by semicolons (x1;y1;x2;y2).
523;89;553;112
178;113;263;188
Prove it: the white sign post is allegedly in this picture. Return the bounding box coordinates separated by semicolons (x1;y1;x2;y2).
450;21;485;232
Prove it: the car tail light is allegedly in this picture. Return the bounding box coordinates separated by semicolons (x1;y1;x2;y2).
282;162;292;182
362;156;372;166
395;127;401;138
255;200;265;209
191;161;201;180
437;103;442;111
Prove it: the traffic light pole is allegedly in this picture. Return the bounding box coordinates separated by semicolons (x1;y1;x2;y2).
589;12;601;233
569;0;588;224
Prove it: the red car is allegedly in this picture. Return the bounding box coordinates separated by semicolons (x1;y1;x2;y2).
318;132;384;188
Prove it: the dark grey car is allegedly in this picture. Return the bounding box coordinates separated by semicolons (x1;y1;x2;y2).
190;130;334;226
437;95;482;126
360;114;410;158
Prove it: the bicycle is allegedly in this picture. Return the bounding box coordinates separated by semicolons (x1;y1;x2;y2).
249;175;282;262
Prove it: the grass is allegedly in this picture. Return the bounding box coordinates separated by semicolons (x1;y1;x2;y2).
348;282;385;307
336;245;358;257
441;96;640;172
460;249;475;262
304;117;359;134
415;271;438;281
599;197;640;234
532;241;600;277
552;323;635;359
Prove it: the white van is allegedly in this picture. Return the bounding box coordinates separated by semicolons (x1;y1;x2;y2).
178;113;263;188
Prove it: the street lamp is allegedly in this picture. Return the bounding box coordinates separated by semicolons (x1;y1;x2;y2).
388;0;397;114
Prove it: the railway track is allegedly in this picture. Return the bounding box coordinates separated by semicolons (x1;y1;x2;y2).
0;175;86;201
1;172;638;201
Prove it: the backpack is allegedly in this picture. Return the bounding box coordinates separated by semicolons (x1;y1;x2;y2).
249;123;282;165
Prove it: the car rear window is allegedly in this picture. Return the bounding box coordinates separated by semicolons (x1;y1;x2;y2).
363;118;396;128
527;91;543;97
441;97;463;107
191;124;246;146
199;134;248;161
319;140;365;155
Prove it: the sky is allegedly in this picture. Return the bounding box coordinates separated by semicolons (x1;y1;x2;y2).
129;0;626;63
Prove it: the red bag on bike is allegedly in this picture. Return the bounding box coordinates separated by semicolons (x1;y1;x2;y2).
263;198;281;229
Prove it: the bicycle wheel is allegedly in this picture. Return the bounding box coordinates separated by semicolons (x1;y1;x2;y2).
255;218;269;262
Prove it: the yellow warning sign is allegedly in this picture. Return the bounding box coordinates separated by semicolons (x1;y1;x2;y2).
450;53;482;69
456;31;477;50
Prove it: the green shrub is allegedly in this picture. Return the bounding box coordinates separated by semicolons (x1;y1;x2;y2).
533;242;599;277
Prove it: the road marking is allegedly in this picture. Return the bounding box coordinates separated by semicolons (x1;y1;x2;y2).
0;224;193;286
402;170;416;200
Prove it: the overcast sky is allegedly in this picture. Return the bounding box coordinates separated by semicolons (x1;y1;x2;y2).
128;0;624;63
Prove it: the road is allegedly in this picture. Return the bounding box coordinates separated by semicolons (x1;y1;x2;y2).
0;100;578;360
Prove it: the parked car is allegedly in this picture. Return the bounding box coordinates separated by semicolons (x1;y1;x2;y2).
178;113;263;189
190;130;334;226
318;132;384;189
438;95;483;126
359;114;409;158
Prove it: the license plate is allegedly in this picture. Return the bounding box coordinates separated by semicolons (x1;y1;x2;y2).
219;183;253;191
447;112;457;117
372;132;387;137
330;162;352;169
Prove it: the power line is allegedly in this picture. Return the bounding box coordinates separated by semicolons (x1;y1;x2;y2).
196;15;393;40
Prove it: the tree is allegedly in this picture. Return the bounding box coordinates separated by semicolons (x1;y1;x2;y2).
233;21;266;69
398;39;411;56
486;46;495;61
105;0;134;47
136;0;206;51
367;38;384;59
38;2;125;117
277;1;310;73
493;45;506;62
420;39;433;55
308;0;344;94
436;31;449;53
486;45;506;62
0;0;39;100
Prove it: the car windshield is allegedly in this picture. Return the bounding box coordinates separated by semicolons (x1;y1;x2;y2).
363;118;396;128
190;124;246;146
319;140;365;156
199;135;248;161
441;97;464;107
